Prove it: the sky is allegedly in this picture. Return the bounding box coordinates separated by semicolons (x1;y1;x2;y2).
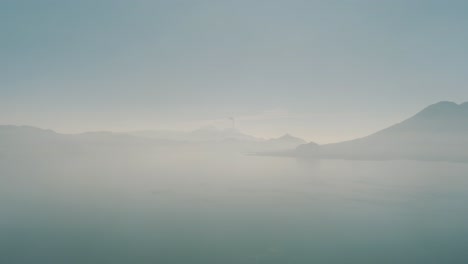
2;0;468;143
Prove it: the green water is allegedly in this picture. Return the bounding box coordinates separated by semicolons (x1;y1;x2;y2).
2;151;468;263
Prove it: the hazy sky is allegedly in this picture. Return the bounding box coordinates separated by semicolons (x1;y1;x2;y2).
3;0;468;143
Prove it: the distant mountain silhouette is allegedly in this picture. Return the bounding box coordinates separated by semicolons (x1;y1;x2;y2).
0;125;307;157
0;125;179;160
295;101;468;162
10;100;468;163
130;126;262;142
267;134;307;144
131;127;308;152
259;134;308;151
0;125;67;147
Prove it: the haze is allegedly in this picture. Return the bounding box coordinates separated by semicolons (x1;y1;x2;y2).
3;0;468;143
4;1;468;263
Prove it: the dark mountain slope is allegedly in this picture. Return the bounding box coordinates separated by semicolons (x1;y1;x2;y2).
295;101;468;161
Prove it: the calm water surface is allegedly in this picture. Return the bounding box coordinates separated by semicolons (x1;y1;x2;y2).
2;150;468;263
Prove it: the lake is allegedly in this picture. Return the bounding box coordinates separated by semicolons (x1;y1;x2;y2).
2;149;468;263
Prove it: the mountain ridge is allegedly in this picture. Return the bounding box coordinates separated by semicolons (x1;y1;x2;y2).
295;101;468;161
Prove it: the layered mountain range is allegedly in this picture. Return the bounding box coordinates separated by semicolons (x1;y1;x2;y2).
2;101;467;162
0;125;306;156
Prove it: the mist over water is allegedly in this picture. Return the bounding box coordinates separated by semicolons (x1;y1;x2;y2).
2;147;468;264
4;1;468;262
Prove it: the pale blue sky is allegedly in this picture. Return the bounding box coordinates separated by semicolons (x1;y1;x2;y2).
3;0;468;142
